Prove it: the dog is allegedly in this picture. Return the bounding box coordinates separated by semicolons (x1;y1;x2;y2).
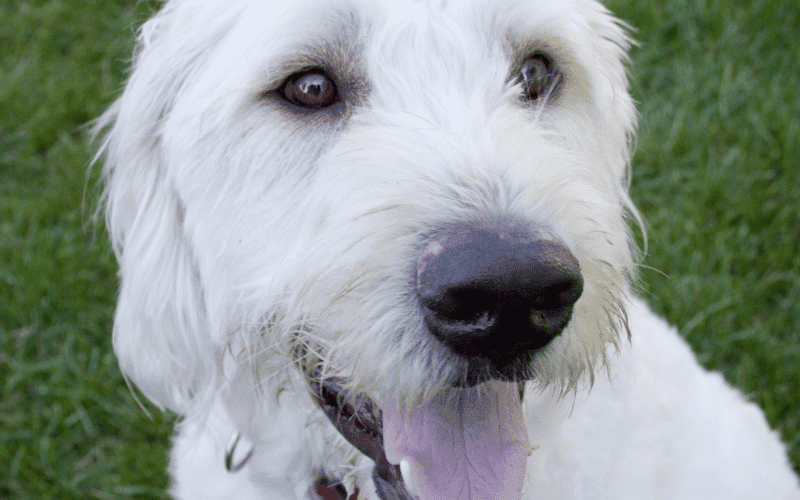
94;0;800;498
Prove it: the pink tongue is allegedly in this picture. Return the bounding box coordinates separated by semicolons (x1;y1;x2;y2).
382;380;530;500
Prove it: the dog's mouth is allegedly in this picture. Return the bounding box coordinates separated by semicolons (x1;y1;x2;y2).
311;377;532;500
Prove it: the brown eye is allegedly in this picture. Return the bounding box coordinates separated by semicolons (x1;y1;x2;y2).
281;70;338;108
518;54;555;101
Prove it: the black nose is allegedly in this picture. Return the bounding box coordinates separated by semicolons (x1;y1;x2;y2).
416;229;583;359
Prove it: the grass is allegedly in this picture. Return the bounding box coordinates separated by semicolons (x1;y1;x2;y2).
1;1;174;499
1;0;798;498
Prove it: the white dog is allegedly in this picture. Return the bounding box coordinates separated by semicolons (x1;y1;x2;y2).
95;0;800;498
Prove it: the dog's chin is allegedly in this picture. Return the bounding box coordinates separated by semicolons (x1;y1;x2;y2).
308;352;535;500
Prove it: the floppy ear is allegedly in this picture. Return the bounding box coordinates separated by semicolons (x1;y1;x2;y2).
95;2;235;412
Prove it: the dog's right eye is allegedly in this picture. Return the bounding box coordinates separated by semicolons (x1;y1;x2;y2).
281;70;339;108
517;54;557;102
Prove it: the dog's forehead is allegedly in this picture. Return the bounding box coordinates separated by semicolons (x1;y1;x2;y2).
221;0;598;74
175;0;618;117
232;0;582;35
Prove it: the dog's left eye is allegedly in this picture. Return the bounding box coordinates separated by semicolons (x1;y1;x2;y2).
517;54;556;101
281;70;339;108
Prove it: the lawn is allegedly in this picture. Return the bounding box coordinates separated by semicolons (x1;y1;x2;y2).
1;0;798;498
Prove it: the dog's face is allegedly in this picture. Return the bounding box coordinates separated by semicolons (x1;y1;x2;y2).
99;0;637;495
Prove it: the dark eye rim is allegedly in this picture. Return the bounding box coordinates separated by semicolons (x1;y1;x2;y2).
517;53;559;102
280;68;340;109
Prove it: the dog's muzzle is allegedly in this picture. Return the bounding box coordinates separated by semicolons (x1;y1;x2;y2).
301;226;580;500
417;226;583;385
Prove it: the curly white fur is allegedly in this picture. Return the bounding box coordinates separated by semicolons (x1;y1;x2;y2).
95;0;800;498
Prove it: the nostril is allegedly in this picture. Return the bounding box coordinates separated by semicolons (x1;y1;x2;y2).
419;288;497;322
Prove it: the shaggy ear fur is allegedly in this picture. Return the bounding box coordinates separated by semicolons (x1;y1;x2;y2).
95;1;238;412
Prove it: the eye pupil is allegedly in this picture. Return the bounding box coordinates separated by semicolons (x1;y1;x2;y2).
519;55;553;101
283;70;338;108
297;74;329;99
